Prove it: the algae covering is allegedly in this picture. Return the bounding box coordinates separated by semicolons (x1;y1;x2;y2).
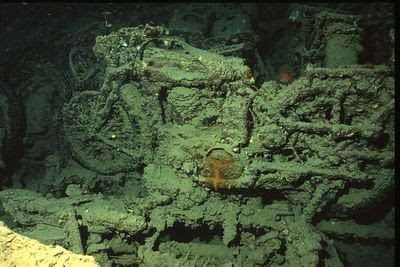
0;3;395;267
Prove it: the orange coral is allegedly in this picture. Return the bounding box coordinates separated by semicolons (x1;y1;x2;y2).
202;148;241;190
244;68;253;79
277;71;294;85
